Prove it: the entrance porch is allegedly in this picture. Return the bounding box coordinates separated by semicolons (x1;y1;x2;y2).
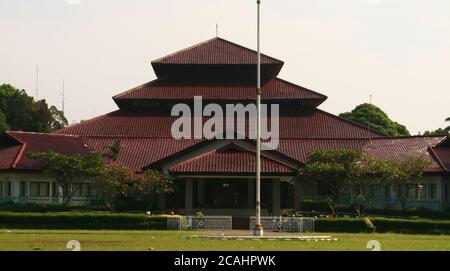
160;177;296;217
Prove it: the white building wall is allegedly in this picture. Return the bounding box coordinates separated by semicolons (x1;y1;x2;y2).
0;172;93;206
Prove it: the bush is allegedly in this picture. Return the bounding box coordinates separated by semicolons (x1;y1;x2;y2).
315;218;375;233
0;212;167;230
315;217;450;234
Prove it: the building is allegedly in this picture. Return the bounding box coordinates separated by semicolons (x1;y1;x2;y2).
1;37;449;213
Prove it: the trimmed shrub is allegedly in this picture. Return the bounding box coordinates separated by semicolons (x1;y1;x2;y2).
0;212;167;230
315;218;374;233
315;217;450;234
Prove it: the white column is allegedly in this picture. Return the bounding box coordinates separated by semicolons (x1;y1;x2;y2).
185;179;193;215
272;180;281;216
294;181;302;211
198;179;204;206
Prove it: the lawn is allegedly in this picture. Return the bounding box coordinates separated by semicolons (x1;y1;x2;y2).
1;230;450;251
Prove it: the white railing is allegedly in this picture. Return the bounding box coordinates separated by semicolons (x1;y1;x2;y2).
249;216;315;232
167;216;233;231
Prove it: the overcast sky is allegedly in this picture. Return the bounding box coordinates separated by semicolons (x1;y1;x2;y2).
0;0;449;134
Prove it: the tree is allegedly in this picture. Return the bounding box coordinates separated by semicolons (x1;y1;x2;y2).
105;140;122;161
27;151;105;205
298;150;363;216
421;128;448;136
0;110;9;134
339;103;410;136
352;155;393;216
92;166;174;211
446;117;450;131
49;106;68;130
131;170;174;210
0;84;67;132
92;164;138;210
382;158;431;209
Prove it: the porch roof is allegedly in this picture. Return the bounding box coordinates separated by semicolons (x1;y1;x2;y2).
168;144;298;176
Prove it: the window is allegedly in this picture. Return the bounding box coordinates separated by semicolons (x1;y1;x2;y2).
20;181;27;197
5;182;11;196
417;183;427;199
384;185;391;199
30;182;50;197
430;184;437;199
72;183;91;197
407;185;417;198
371;185;382;198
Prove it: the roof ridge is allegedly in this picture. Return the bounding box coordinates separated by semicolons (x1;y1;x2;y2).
113;78;161;100
275;77;327;100
11;142;27;169
152;37;219;63
53;111;115;134
315;109;387;137
8;130;81;138
151;37;284;64
428;147;448;172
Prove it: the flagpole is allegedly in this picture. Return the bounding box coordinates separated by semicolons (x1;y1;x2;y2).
254;0;263;237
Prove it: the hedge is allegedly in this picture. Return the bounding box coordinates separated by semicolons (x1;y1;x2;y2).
0;202;109;213
315;217;450;234
0;212;167;230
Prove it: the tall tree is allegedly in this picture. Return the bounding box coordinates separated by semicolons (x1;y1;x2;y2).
380;158;431;209
446;117;450;131
0;84;67;133
298;150;363;216
339;103;410;136
27;151;105;205
0;110;9;134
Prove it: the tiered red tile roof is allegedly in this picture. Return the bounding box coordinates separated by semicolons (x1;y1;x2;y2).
1;37;449;175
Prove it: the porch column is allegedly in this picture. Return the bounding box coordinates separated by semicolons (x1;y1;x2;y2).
248;180;255;209
294;181;302;211
272;179;281;216
185;179;193;215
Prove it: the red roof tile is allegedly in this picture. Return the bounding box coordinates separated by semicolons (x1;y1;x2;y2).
54;110;382;139
169;147;296;175
82;137;200;171
1;132;91;170
365;137;446;173
0;145;22;169
113;76;326;105
152;37;283;66
278;138;370;162
433;147;450;171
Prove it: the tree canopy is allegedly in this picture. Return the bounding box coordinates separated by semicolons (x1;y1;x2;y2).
27;151;105;205
0;84;68;134
298;149;431;216
339;103;410;136
298;149;363;216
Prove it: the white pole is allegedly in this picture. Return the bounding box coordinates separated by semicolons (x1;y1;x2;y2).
254;0;263;237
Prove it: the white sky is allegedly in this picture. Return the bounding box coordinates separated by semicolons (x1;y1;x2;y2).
0;0;449;134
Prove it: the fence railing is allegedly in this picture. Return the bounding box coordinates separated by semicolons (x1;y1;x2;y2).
249;216;315;232
167;216;233;231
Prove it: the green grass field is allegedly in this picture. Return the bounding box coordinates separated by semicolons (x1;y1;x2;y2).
1;230;450;251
